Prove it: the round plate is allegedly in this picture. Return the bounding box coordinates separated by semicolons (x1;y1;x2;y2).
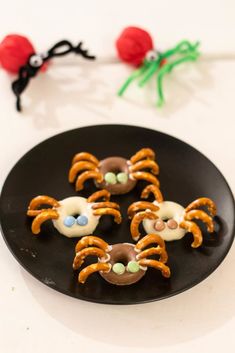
0;125;234;304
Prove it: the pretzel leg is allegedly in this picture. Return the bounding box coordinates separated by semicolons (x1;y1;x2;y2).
130;148;155;164
72;152;99;166
130;212;158;241
92;202;120;210
127;201;159;219
92;208;122;224
78;263;111;283
28;195;60;211
87;190;111;203
75;236;110;253
73;247;107;269
138;259;171;278
130;160;159;175
135;234;166;251
185;197;216;216
31;210;59;234
130;172;160;187
68;161;98;183
184;210;214;232
75;171;103;191
141;184;164;203
180;220;202;248
137;247;168;263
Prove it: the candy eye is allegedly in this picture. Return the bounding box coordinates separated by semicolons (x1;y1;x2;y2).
117;172;128;184
63;216;76;227
112;262;125;275
104;172;117;185
167;219;178;229
29;54;43;68
77;215;88;226
154;219;165;231
145;50;158;62
127;261;140;273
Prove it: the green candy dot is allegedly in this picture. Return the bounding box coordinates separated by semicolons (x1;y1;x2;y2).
127;261;140;273
104;172;117;185
117;172;128;184
112;263;125;275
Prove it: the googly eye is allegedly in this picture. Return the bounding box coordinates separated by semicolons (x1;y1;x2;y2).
29;54;43;68
167;219;178;229
117;172;128;184
127;261;140;273
104;172;117;185
63;216;76;227
112;263;125;275
76;215;88;226
154;219;165;231
145;50;158;62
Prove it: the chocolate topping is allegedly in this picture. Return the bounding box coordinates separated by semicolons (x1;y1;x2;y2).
96;157;137;195
100;243;145;285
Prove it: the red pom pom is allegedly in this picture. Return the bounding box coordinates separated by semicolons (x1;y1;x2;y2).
0;34;35;73
116;27;154;67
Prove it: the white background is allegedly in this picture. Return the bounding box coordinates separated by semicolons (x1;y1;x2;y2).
0;1;235;352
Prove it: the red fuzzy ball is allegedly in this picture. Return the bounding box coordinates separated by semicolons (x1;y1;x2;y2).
0;34;35;73
116;26;154;67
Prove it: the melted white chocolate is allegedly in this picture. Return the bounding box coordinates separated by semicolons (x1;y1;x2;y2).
52;197;99;238
143;201;186;241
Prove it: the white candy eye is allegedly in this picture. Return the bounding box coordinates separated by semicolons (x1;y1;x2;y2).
145;50;158;62
29;54;43;68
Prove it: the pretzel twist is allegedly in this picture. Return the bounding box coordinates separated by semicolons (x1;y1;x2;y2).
68;161;98;183
87;189;111;203
73;247;107;270
75;235;110;253
72;152;99;166
75;171;103;191
129;160;159;175
185;197;216;216
92;208;122;224
130;212;158;241
78;263;111;283
141;184;164;203
130;172;160;187
130;148;155;164
138;259;171;278
184;210;214;232
127;201;159;219
180;221;202;248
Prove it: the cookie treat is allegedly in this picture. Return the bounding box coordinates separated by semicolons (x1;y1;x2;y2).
27;190;121;238
128;184;217;248
73;234;170;285
68;148;160;195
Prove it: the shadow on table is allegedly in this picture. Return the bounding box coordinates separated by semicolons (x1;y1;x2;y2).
19;60;213;128
21;243;235;348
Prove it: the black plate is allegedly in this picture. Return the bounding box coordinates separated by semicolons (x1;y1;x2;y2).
0;125;234;304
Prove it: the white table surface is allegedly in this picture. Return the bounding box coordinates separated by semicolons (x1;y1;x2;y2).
0;1;235;352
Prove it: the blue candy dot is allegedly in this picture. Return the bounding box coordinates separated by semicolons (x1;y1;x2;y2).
77;215;88;226
63;216;76;227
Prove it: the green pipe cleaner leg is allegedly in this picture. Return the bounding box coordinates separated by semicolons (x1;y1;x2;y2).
138;61;160;87
118;64;148;97
156;53;200;107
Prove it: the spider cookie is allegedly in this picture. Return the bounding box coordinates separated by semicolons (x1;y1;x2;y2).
128;184;217;248
68;148;159;195
27;190;121;238
73;234;170;285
